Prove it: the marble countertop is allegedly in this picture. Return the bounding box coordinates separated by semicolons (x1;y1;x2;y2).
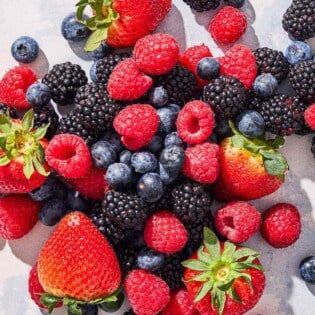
0;0;315;314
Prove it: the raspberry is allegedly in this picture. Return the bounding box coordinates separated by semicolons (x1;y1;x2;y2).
144;211;188;254
69;165;110;200
107;58;153;101
179;44;213;89
45;134;91;179
113;104;159;151
261;203;301;248
305;104;315;131
218;44;258;89
182;142;220;184
209;6;247;45
214;201;261;243
0;66;37;109
176;100;215;144
134;33;179;76
125;269;170;315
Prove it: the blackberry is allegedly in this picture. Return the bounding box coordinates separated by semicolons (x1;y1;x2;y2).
102;191;148;230
115;243;139;278
282;0;315;40
183;0;220;12
312;137;315;159
156;64;196;106
124;310;136;315
288;60;315;103
203;75;247;119
249;94;310;136
33;107;59;140
95;53;130;84
42;62;88;105
145;184;173;215
254;47;289;82
0;103;17;118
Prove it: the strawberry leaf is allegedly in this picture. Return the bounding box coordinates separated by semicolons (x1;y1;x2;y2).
23;155;34;179
229;287;242;303
221;242;236;262
260;150;288;181
231;135;246;148
0;155;10;166
232;248;260;262
22;109;34;132
218;279;234;291
32;124;49;140
195;280;213;302
181;259;210;271
203;228;221;261
216;289;226;315
40;293;63;314
269;135;285;149
32;156;50;177
85;27;109;51
190;271;212;282
197;246;212;264
0;137;6;151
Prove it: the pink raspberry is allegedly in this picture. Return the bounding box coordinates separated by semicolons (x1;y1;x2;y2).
304;104;315;131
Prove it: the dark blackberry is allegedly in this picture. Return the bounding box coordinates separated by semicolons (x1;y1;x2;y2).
102;191;148;230
288;60;315;103
254;47;289;82
95;53;130;84
33;107;59;140
249;94;310;136
183;0;220;12
203;75;247;119
145;185;173;215
156;64;196;106
312;137;315;159
0;103;17;118
282;0;315;40
42;62;88;106
124;310;136;315
115;243;140;278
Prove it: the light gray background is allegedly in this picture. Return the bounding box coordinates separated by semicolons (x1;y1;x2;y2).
0;0;315;314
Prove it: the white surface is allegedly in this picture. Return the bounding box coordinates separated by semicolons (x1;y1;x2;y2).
0;0;315;314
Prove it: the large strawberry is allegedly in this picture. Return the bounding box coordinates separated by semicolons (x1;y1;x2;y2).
38;211;121;314
182;228;265;315
0;110;50;194
213;122;288;201
76;0;172;50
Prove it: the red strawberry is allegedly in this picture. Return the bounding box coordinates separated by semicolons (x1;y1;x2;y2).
179;44;213;89
0;66;37;109
38;211;121;313
0;110;50;194
125;269;170;315
69;165;110;200
78;0;171;50
134;33;179;75
304;103;315;131
214;201;261;243
218;44;257;89
161;289;199;315
183;228;265;315
144;211;188;254
45;134;91;179
108;58;153;101
261;203;301;248
0;194;40;240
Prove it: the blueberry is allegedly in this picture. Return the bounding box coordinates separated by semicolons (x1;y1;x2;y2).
148;86;169;108
157;104;181;135
299;256;315;284
99;291;125;313
61;13;91;42
159;163;179;185
223;0;245;8
11;36;39;64
87;40;112;60
101;129;124;153
159;145;185;173
137;248;164;272
131;151;158;174
90;61;99;83
253;73;278;98
144;135;164;154
164;132;185;148
91;141;116;169
284;41;313;65
236;110;265;138
106;163;133;190
68;304;98;315
197;57;220;80
39;199;67;226
66;189;90;213
137;173;164;203
26;83;51;110
119;150;132;166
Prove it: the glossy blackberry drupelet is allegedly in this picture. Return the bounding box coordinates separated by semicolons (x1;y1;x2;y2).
0;103;17;118
249;94;310;136
183;0;220;12
42;62;88;105
115;243;140;278
203;75;247;119
95;53;130;84
254;47;289;82
33;107;59;140
288;60;315;103
311;137;315;159
156;64;196;106
282;0;315;40
102;191;148;230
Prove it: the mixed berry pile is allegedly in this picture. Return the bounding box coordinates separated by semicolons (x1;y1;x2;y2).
0;0;314;315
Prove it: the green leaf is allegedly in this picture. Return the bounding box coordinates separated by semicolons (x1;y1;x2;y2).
231;135;246;148
32;156;50;177
0;123;11;134
84;17;98;30
261;150;288;181
32;124;50;140
0;155;11;166
190;271;212;282
218;279;234;292
37;144;45;161
77;4;88;22
0;113;10;126
232;248;260;262
23;155;34;179
197;246;212;264
103;0;113;6
228;287;242;303
216;289;226;315
67;303;82;315
76;0;89;7
270;135;285;149
22;109;34;132
221;242;236;262
203;228;221;261
40;293;63;314
195;280;213;302
0;137;6;151
181;259;210;271
85;27;109;51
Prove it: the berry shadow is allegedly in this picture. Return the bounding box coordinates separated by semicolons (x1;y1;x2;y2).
68;40;92;61
0;238;6;251
25;49;49;80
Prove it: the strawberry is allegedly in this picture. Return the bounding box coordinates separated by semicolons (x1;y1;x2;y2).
213;122;288;201
76;0;171;51
38;211;121;314
0;110;50;194
182;228;265;315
